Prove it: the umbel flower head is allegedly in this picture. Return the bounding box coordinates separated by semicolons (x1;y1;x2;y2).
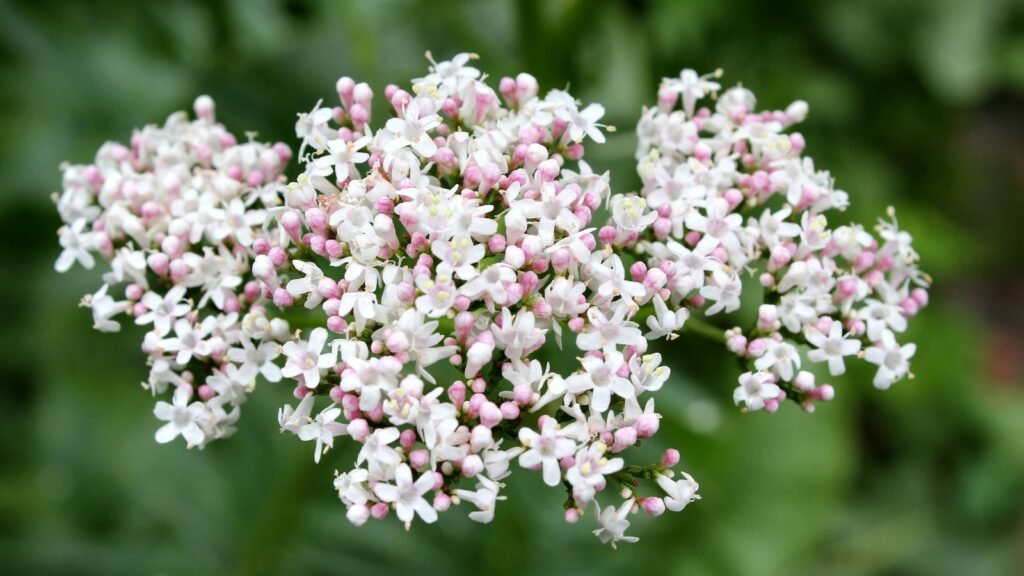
55;53;929;546
55;95;294;447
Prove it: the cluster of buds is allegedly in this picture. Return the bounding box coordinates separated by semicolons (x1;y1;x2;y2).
55;54;928;546
55;98;293;447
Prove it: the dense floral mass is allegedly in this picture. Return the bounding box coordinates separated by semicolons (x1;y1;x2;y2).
55;54;928;545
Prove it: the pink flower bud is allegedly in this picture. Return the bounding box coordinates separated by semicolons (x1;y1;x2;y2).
269;246;288;267
347;418;369;441
794;371;816;392
641;497;666;516
409;449;430;470
911;288;929;308
399;429;417;451
433;492;451;512
197;384;216;401
193;95;215;119
612;427;638;452
500;401;520;421
448;382;467;408
329;386;345;403
272;288;293;307
462;454;484;477
661;448;680;468
636;414;660;438
370;502;390;520
479;401;503;428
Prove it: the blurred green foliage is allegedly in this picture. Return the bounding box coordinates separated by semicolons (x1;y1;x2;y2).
1;0;1023;574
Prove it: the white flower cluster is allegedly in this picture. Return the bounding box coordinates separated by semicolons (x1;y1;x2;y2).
55;55;930;547
633;69;930;411
55;97;293;447
265;54;695;544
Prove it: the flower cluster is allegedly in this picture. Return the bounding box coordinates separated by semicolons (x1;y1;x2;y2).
55;54;930;546
630;69;929;412
263;53;696;544
55;97;293;447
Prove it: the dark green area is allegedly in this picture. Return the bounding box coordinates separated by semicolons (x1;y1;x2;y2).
1;0;1022;574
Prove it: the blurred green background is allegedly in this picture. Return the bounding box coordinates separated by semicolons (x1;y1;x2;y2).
2;0;1023;574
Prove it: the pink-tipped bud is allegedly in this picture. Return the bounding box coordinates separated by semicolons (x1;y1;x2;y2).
409;449;430;470
636;414;660;438
564;508;581;523
612;427;638;452
794;370;816;392
911;288;929;308
478;401;503;428
399;429;417;451
448;381;467;408
500;401;520;421
641;497;666;517
461;454;484;477
433;492;451;512
661;448;680;468
193;95;215;120
348;418;370;441
272;288;293;307
370;502;390;520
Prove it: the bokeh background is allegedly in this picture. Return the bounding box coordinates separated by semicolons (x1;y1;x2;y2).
2;0;1023;574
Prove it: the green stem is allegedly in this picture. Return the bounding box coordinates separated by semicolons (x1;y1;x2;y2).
683;316;727;343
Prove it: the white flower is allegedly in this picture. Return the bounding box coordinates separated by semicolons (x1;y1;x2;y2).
733;371;781;411
286;260;326;309
491;309;546;366
646;295;689;340
564;351;634;413
804;322;861;376
314;133;371;182
453;476;504;523
228;337;282;382
55;218;95;272
592;500;639;548
577;304;642;352
384;97;442;157
754;339;802;382
160;317;215;365
153;385;207;446
298;404;347;463
700;268;742;316
136;285;191;337
864;329;916;389
356;427;402;469
278;392;315;434
566;443;623;505
280;328;335;388
859;299;908;341
662;68;721;117
559;102;607;143
85;284;129;333
656;472;700;511
518;418;576;486
373;463;437;526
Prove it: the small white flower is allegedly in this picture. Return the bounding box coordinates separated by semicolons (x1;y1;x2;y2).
55;218;95;273
373;463;437;527
518;418;576;486
592;500;639;548
280;328;335;388
298;404;347;463
153;385;207;446
864;329;916;389
733;371;780;411
136;285;191;337
804;322;861;376
656;472;700;512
